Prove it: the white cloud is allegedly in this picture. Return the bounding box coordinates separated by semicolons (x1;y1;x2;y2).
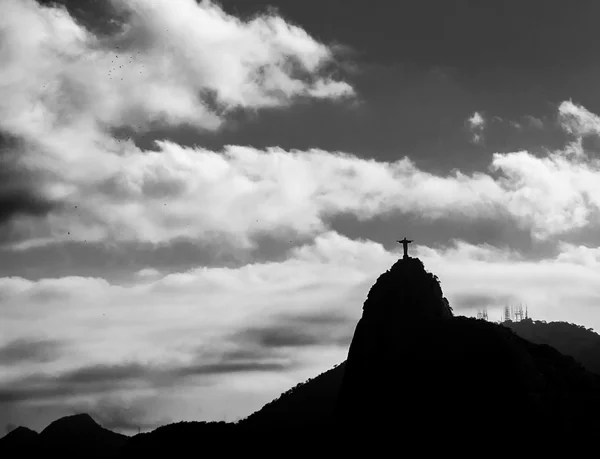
489;150;600;239
558;100;600;137
136;268;162;279
466;111;485;144
468;112;485;128
0;0;352;138
0;0;355;249
555;242;600;268
7;137;600;251
0;0;354;227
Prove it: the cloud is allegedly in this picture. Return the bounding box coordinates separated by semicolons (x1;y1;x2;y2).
451;292;518;310
0;363;148;403
0;338;65;366
0;0;353;237
558;100;600;138
174;361;290;378
0;352;295;404
135;267;161;279
488;150;600;239
466;111;485;144
417;239;523;263
3;1;600;252
555;242;600;268
6;135;600;251
0;133;60;226
0;0;352;132
508;115;544;131
232;311;355;350
524;115;544;129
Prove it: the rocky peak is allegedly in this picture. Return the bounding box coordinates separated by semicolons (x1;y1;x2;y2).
362;256;453;323
41;413;100;436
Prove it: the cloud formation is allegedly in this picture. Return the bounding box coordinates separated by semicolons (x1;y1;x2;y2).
466;111;485;144
232;311;355;350
0;348;294;404
8;137;600;250
0;338;65;366
0;0;353;239
3;2;600;251
558;100;600;138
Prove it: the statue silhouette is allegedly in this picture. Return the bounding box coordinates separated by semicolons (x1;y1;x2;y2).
396;237;413;258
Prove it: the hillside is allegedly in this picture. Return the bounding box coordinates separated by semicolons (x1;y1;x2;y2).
0;413;127;459
503;318;600;376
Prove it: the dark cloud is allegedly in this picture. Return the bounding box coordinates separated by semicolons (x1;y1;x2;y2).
0;347;296;404
0;190;55;225
285;311;354;328
451;292;517;310
232;311;355;351
0;139;54;226
0;362;149;403
238;325;322;349
59;362;150;385
0;313;336;407
0;232;317;283
35;0;125;37
175;361;289;377
0;338;65;366
4;423;16;434
0;134;60;241
0;378;78;403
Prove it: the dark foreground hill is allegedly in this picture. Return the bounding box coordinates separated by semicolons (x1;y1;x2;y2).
0;426;39;456
4;256;600;456
0;413;127;458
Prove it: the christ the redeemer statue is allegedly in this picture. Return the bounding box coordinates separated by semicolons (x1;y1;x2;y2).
397;237;413;259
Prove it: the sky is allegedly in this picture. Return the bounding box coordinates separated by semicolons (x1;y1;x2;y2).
1;0;600;436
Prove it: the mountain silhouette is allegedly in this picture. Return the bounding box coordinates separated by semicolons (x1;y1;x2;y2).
4;256;600;455
335;256;600;442
0;426;39;456
0;413;127;458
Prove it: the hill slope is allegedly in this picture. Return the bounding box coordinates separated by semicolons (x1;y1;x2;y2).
503;318;600;376
0;413;127;459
